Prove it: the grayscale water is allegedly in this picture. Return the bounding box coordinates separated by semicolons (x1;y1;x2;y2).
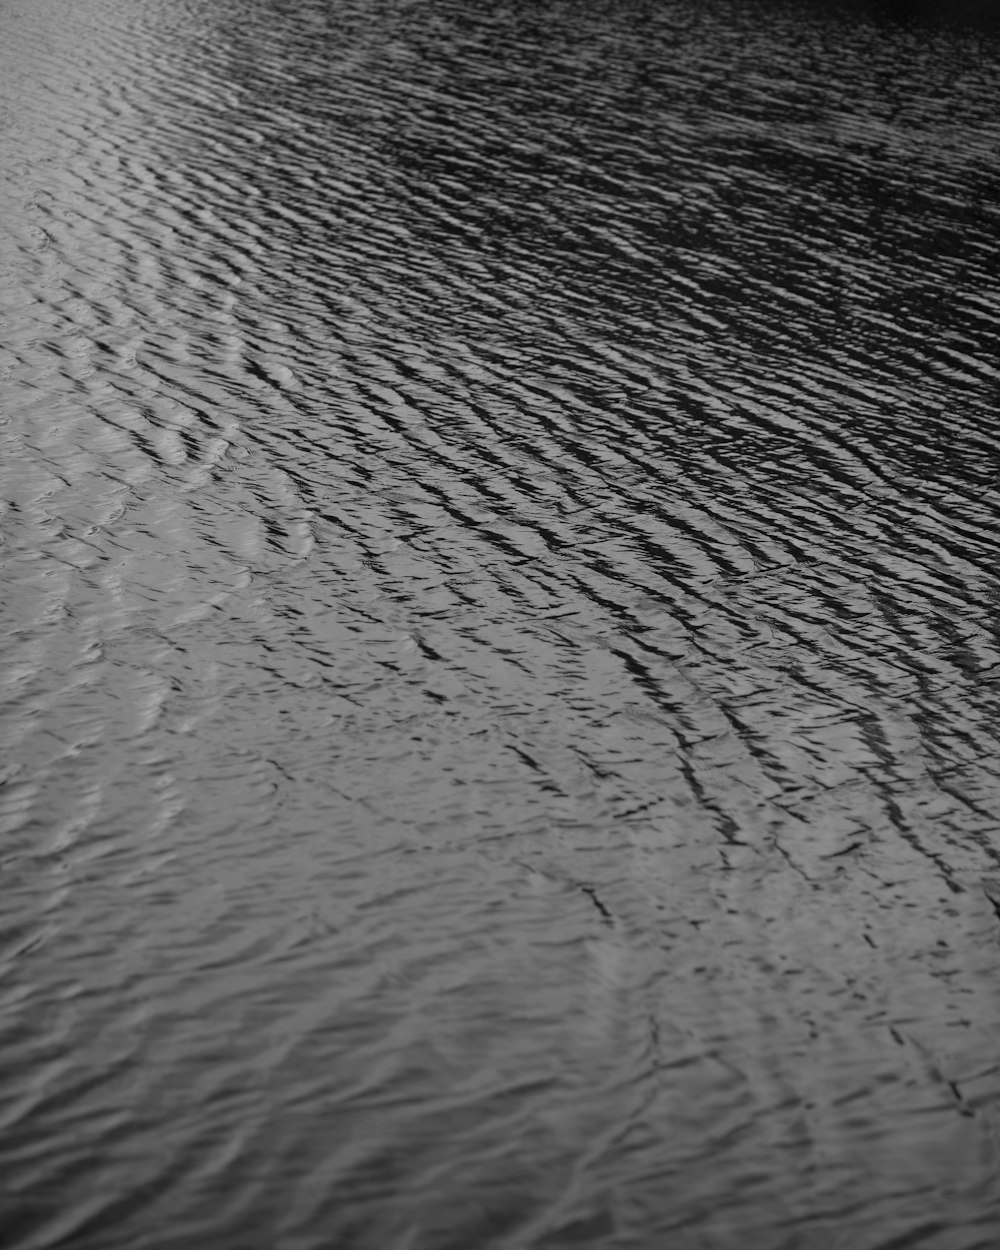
3;0;1000;1245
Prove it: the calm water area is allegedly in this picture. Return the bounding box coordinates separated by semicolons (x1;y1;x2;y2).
2;0;1000;1245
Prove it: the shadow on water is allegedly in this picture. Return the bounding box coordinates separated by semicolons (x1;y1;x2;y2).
857;0;1000;27
2;0;1000;1247
770;0;1000;29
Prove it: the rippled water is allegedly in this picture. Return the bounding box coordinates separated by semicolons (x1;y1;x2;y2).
3;0;1000;1245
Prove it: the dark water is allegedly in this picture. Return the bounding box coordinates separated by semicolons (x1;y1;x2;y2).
3;0;1000;1245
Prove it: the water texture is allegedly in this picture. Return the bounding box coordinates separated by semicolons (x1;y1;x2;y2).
2;0;1000;1246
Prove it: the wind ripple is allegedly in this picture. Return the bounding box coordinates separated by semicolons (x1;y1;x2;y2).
3;0;1000;1247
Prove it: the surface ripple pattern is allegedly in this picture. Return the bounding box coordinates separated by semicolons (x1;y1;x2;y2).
3;0;1000;1247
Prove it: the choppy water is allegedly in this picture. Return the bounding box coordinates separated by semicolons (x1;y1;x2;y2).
3;0;1000;1245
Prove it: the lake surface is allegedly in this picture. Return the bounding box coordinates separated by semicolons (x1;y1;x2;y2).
3;0;1000;1246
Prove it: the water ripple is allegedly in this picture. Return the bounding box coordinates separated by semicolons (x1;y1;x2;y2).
3;0;1000;1246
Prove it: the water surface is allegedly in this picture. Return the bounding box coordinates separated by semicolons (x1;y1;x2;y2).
3;0;1000;1246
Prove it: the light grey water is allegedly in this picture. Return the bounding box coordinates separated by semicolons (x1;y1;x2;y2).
2;0;1000;1246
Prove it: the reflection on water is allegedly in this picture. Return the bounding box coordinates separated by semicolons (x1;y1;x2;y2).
2;0;1000;1245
